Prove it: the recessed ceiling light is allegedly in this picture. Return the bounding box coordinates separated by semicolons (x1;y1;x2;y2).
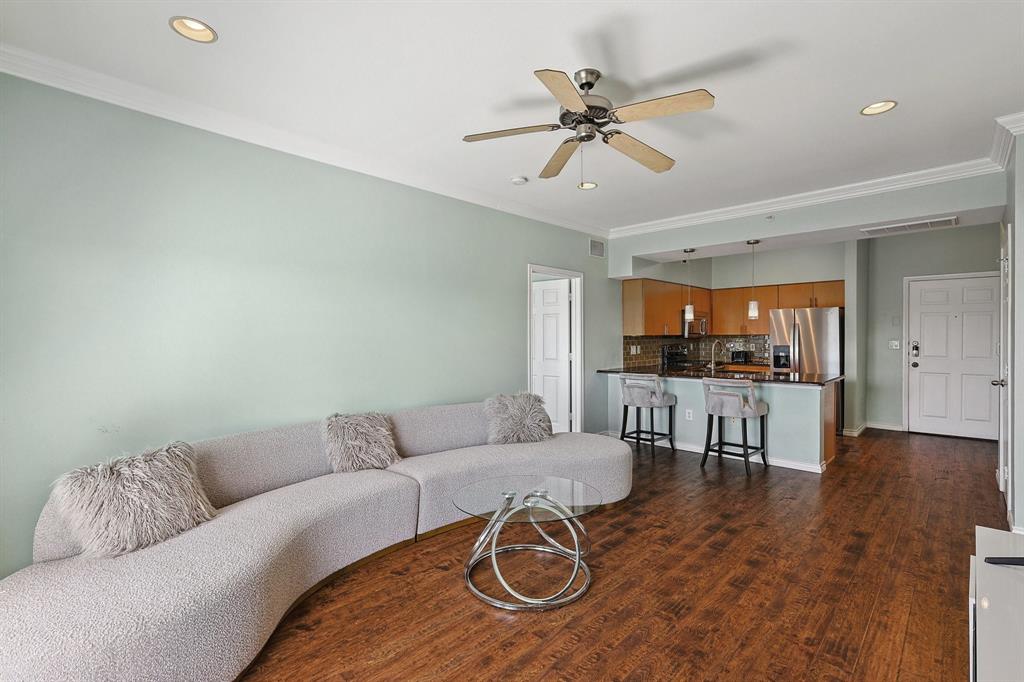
169;16;217;43
577;181;598;191
510;176;528;186
860;100;897;116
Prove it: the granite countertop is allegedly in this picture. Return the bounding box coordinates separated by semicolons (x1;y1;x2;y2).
597;365;844;386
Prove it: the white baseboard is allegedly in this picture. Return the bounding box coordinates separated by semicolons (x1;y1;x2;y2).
865;421;905;432
602;431;825;474
842;423;866;437
649;439;826;474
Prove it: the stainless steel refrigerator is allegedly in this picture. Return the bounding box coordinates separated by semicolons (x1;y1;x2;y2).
769;307;843;375
770;306;844;433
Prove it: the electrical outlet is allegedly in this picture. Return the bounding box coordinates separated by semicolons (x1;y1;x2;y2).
685;409;693;421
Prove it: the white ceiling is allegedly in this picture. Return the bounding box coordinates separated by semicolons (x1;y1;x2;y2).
2;1;1022;236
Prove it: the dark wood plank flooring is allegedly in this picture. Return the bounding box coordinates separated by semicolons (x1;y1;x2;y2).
242;429;1006;681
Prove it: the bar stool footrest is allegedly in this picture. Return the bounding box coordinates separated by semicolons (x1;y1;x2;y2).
710;441;765;456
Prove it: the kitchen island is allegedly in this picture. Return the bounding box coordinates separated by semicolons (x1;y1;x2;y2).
599;366;843;473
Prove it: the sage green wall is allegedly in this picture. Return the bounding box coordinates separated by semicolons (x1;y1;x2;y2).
843;240;869;432
711;242;847;288
865;223;1001;426
0;75;622;578
629;257;713;288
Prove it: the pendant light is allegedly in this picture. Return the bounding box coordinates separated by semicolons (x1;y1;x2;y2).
683;248;696;321
747;239;760;320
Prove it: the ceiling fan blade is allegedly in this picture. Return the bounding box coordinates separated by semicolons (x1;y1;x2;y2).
539;138;581;178
534;69;588;113
603;131;675;173
463;124;560;142
609;88;714;123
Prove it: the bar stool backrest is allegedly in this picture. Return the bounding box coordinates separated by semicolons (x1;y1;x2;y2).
702;378;757;418
619;374;669;408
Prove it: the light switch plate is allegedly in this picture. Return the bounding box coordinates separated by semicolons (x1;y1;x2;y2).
889;339;901;350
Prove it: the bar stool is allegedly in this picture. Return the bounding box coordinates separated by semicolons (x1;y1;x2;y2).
618;374;676;452
700;378;769;475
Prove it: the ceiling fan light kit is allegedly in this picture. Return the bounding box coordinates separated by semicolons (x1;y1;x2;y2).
463;67;714;184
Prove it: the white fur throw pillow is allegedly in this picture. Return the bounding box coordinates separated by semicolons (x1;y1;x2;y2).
484;392;553;444
321;412;401;472
53;441;217;558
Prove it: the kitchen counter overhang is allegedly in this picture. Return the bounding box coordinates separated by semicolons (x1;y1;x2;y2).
598;366;844;386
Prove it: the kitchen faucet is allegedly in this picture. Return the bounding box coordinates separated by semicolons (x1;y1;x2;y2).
710;339;726;373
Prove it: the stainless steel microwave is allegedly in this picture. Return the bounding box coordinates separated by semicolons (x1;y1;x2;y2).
683;312;710;338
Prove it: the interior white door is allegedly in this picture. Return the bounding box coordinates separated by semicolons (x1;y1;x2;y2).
908;275;1000;439
531;279;571;432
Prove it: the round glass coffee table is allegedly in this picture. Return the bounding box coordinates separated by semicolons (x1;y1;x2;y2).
453;475;602;611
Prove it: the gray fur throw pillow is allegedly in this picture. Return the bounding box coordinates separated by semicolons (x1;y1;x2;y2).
321;412;401;472
53;441;217;558
484;392;553;444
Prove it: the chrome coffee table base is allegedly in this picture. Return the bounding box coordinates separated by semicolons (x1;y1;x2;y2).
464;489;592;611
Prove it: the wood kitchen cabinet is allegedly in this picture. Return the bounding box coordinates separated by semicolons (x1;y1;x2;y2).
623;277;839;337
711;287;746;336
644;279;683;336
622;278;687;336
777;282;815;308
812;280;845;307
711;285;778;335
777;280;845;308
684;285;711;317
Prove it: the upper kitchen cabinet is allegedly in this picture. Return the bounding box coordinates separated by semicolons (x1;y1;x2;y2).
747;285;779;335
777;282;815;308
684;285;712;316
811;280;845;307
618;278;684;335
712;285;779;335
643;279;683;336
623;278;699;336
777;280;845;308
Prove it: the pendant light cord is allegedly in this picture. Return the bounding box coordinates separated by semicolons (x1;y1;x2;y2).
750;242;756;298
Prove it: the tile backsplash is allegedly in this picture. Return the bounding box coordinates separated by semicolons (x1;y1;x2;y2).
622;335;770;369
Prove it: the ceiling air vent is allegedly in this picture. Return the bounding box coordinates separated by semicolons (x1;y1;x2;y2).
860;216;959;236
589;239;607;258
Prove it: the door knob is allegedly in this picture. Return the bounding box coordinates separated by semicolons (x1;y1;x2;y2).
992;379;1007;387
911;362;919;368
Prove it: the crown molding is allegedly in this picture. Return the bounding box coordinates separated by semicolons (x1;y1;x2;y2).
0;45;607;238
991;112;1024;168
607;157;1003;239
997;111;1024;136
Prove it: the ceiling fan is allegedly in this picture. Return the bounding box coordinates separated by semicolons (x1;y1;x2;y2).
463;68;714;180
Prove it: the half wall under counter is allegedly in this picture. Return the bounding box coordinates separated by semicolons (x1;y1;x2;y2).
599;367;843;474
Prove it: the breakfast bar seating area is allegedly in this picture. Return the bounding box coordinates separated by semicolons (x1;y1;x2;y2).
600;367;842;474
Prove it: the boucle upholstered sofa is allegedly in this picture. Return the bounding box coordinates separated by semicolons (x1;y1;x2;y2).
0;401;632;681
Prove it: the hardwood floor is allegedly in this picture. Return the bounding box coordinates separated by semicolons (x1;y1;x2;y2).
241;429;1006;681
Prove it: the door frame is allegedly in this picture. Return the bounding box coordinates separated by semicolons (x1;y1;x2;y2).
901;270;1000;432
1000;222;1013;524
527;264;584;432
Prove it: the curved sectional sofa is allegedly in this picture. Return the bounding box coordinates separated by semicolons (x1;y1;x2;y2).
0;401;632;681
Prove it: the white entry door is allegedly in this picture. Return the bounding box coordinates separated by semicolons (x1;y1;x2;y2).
531;279;571;432
907;275;1000;439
